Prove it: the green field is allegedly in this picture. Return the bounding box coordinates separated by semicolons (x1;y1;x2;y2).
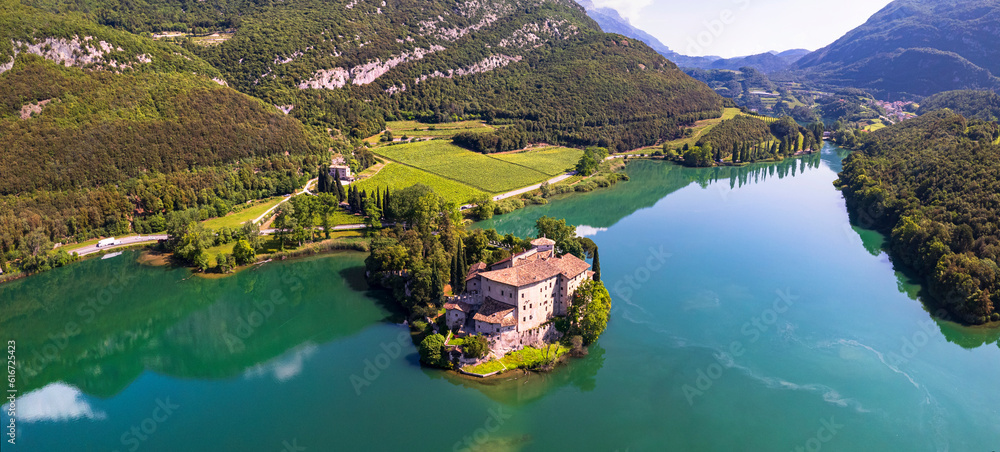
662;108;741;150
373;140;551;193
203;196;286;230
354;162;487;204
492;147;583;176
386;120;493;137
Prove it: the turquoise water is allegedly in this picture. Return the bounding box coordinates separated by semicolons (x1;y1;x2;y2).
3;143;998;451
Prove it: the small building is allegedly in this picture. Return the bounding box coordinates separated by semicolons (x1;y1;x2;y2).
97;237;119;248
330;165;353;181
443;299;473;330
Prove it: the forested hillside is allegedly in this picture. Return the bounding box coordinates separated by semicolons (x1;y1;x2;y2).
918;90;1000;121
836;110;1000;324
792;0;1000;97
0;0;325;270
23;0;724;151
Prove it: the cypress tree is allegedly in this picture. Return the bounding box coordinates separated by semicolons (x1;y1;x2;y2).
592;247;601;282
457;238;467;279
318;166;327;193
381;188;389;220
450;252;462;295
336;175;346;202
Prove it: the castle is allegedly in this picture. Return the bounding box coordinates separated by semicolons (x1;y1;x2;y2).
444;238;593;346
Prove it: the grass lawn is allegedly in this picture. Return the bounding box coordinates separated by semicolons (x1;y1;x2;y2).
492;147;583;176
204;242;236;266
462;344;569;375
203;196;285;230
463;359;505;375
354;162;487;204
373;140;551;193
864;121;887;132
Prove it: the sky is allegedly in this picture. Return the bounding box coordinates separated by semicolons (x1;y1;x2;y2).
590;0;894;58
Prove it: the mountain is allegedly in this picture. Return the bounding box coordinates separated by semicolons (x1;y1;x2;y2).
575;0;720;68
793;0;1000;97
574;0;673;57
0;0;323;258
24;0;724;152
575;1;806;73
704;52;797;73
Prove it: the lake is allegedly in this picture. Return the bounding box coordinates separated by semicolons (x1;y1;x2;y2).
3;143;998;451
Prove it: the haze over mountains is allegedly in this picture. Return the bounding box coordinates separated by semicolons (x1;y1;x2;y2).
577;0;809;73
584;0;1000;99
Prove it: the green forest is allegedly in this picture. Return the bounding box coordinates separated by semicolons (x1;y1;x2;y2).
837;109;1000;324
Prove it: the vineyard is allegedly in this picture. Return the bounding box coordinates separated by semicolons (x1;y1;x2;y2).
492;147;583;176
372;140;552;193
353;162;486;204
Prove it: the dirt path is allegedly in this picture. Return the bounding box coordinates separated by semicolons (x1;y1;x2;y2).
492;172;575;201
253;177;318;225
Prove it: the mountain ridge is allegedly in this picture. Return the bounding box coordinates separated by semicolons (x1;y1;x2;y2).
793;0;1000;97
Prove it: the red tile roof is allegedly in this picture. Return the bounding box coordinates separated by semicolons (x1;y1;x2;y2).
444;299;473;313
473;297;517;326
531;237;556;246
477;253;590;287
465;262;487;281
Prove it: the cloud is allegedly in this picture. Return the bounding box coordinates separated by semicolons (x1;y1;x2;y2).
5;382;106;423
244;343;318;382
591;0;654;23
575;225;608;237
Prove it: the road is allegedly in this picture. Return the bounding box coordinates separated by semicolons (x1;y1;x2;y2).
253;178;319;225
261;224;367;234
71;235;168;256
492;172;575;201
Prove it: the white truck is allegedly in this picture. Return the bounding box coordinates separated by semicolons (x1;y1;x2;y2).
97;237;120;248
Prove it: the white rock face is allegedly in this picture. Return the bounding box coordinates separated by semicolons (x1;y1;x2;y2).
275;105;295;114
298;46;445;89
415;54;523;84
212;77;229;86
0;56;14;75
3;36;154;71
499;19;578;48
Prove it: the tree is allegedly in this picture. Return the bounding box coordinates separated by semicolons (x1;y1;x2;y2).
418;334;448;368
274;203;297;250
233;239;256;265
317;165;328;193
193;251;210;273
592;247;601;282
216;252;232;273
463;335;489;359
568;280;612;344
473;194;496;221
363;196;382;232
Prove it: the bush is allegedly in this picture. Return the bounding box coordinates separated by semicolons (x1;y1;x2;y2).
463;334;489;359
991;313;999;322
419;334;449;368
233;239;256;265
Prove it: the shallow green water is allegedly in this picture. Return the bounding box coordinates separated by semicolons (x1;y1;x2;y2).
3;144;998;451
